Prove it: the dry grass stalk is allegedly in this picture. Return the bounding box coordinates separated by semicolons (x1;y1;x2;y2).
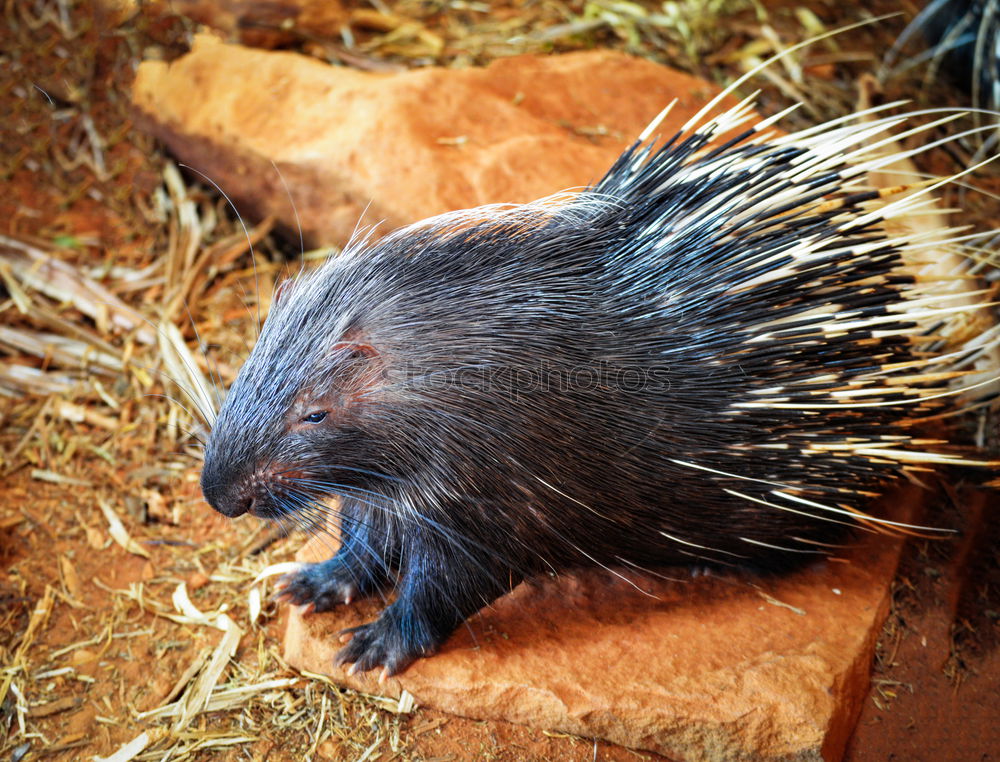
0;235;155;344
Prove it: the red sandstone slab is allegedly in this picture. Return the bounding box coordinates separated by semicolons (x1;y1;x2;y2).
131;36;724;248
284;488;920;762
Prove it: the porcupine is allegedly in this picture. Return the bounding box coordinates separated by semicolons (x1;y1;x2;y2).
199;80;999;678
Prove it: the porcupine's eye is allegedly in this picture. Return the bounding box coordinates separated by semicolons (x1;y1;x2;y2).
302;411;328;424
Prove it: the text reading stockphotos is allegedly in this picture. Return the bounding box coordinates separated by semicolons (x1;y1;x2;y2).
392;360;671;402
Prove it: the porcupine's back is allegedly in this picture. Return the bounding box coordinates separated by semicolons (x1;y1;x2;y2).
550;101;996;569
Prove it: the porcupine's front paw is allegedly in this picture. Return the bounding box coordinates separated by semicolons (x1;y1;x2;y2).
276;557;386;612
336;608;441;678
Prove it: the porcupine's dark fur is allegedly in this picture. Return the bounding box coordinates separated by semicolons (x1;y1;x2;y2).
200;97;997;676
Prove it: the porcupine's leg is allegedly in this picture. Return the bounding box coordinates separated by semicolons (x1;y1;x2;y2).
336;527;519;676
278;497;399;611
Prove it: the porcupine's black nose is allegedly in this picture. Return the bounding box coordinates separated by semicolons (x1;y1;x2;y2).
216;495;254;518
200;472;253;518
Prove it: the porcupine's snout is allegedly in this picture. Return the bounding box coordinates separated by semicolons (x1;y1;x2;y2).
201;443;305;520
200;433;267;518
200;466;255;518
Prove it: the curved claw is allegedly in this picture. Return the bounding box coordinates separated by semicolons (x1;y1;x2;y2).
337;623;365;644
272;561;369;613
333;617;428;678
271;588;293;605
270;570;301;604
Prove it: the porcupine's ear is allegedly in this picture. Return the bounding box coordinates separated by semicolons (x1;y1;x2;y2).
329;332;387;393
333;324;378;361
331;340;379;363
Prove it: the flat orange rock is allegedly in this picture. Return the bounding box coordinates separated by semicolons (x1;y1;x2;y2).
131;35;721;247
285;489;919;762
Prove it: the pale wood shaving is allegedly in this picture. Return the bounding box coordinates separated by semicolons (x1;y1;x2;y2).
98;499;151;559
92;729;168;762
171;617;243;732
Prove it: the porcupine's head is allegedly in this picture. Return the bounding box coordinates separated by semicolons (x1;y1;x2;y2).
199;197;607;529
199;249;398;524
